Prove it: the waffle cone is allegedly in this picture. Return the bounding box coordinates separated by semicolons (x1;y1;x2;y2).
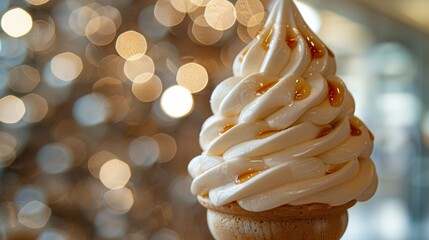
198;196;356;240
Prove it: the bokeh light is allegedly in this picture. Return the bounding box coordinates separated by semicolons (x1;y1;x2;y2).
204;0;236;31
176;63;208;93
88;151;117;179
123;55;155;82
25;18;56;52
132;73;163;102
0;95;26;124
85;16;117;46
153;133;177;163
104;187;134;213
191;0;210;7
51;52;83;81
191;15;224;45
160;85;194;118
18;201;51;229
1;8;33;38
170;0;198;13
116;31;148;60
25;0;49;6
154;0;185;27
99;159;131;189
8;65;40;93
22;93;49;123
95;210;127;238
73;93;109;126
36;143;73;174
0;131;18;167
129;136;160;167
235;0;264;27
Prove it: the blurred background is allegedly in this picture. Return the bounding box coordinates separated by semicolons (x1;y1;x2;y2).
0;0;428;239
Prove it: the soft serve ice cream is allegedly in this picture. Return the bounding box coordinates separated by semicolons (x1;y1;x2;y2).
188;0;377;212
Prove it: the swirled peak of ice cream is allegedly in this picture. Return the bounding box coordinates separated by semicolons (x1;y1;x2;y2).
188;0;377;212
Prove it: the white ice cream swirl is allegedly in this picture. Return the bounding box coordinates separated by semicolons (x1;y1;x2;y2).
188;0;377;212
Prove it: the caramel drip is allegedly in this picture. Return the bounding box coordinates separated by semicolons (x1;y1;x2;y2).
286;27;298;49
325;163;347;175
235;170;263;184
294;78;311;101
317;126;333;138
239;48;250;63
349;117;362;136
219;123;235;134
256;81;277;96
305;36;325;58
262;29;273;51
258;130;280;139
328;80;345;107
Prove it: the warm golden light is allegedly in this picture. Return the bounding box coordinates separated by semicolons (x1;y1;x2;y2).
161;85;194;118
25;0;50;6
176;63;208;93
204;0;236;31
51;52;83;81
92;77;124;97
170;0;198;13
132;73;163;102
25;18;56;52
85;16;117;46
1;8;33;38
88;151;117;178
0;132;18;167
99;159;131;189
116;31;148;60
191;15;223;45
154;0;186;27
191;0;210;7
123;55;155;82
235;0;264;27
0;95;26;124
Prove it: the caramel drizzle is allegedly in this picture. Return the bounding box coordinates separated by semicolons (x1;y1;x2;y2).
239;48;250;63
258;130;280;139
305;35;325;58
325;163;347;175
327;80;345;107
349;117;362;136
317;126;333;138
219;123;235;135
261;29;273;51
294;78;311;101
256;81;277;96
369;130;375;141
286;27;298;49
235;169;263;184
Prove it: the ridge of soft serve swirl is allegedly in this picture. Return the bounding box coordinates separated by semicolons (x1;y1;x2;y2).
188;0;377;212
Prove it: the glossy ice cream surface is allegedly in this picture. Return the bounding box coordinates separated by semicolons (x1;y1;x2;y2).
188;0;377;212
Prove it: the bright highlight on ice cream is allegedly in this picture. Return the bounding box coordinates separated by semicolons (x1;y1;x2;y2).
188;0;377;212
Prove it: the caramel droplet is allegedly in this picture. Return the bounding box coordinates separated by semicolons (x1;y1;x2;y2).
239;48;249;63
349;118;362;136
294;78;311;101
317;126;333;138
305;36;325;58
328;80;345;107
328;48;335;57
219;123;235;134
262;29;273;51
325;163;346;175
258;130;280;139
286;27;298;49
256;81;277;96
235;170;262;184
